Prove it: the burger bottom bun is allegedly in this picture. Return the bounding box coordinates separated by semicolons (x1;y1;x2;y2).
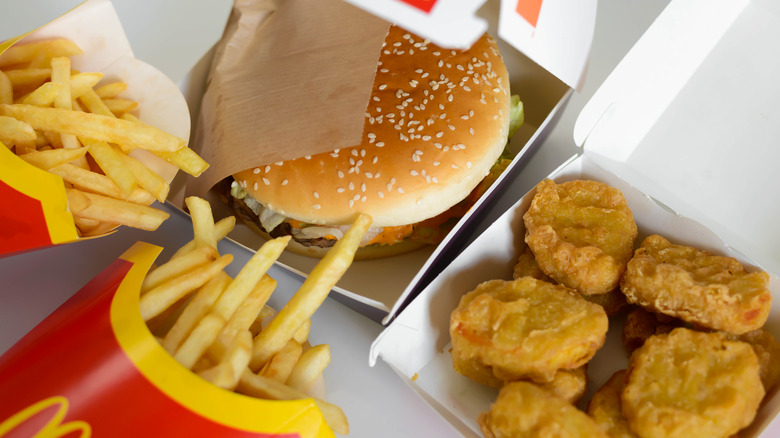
233;209;430;261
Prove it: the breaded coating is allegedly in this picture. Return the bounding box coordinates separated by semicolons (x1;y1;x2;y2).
622;307;682;354
514;243;628;316
479;381;608;438
450;278;608;383
513;245;553;282
452;346;588;403
621;234;771;335
586;370;637;438
622;328;764;438
732;329;780;391
523;179;637;295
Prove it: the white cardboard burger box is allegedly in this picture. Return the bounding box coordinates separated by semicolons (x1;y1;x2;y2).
175;0;582;324
370;0;780;436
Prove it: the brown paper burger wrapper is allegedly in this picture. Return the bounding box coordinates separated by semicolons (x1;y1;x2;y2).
186;0;391;198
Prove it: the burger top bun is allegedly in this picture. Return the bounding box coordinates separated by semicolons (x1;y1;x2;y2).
233;25;511;228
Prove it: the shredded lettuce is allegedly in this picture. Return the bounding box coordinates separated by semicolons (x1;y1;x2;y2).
507;94;524;140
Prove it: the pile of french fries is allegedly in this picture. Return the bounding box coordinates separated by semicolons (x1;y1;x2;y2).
140;196;371;435
0;38;208;236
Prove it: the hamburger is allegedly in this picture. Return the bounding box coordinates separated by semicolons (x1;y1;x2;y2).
221;25;523;259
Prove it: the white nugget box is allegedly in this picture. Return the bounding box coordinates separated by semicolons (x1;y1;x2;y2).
370;0;780;435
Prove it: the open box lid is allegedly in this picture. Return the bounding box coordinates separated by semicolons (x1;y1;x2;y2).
572;0;780;275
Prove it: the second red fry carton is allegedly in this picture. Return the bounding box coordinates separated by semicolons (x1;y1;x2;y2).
0;241;337;438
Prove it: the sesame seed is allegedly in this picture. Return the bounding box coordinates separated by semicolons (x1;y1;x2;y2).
361;196;367;202
422;135;431;141
353;194;361;201
313;191;320;199
253;182;258;190
397;187;405;194
376;142;385;147
378;191;384;198
338;170;345;178
433;161;440;166
262;178;270;185
282;179;288;185
448;125;456;130
349;200;355;208
470;128;475;135
379;84;387;90
265;165;271;173
253;168;260;174
432;177;439;183
349;182;355;190
361;183;367;192
313;204;321;210
466;161;472;168
337;187;345;193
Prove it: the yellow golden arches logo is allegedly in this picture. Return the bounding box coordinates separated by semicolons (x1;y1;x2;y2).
0;396;91;438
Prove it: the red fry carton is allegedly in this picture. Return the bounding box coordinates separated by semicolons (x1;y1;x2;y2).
0;0;189;257
0;241;335;437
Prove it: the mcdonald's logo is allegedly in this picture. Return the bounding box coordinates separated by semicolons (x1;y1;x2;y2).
398;0;437;14
516;0;543;27
0;396;91;438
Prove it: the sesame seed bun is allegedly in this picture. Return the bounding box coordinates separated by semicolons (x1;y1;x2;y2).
230;26;511;255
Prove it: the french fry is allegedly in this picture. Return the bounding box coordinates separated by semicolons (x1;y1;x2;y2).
0;39;83;68
80;220;119;237
186;196;218;250
250;214;371;369
292;319;311;345
199;330;253;390
102;98;138;116
119;149;169;202
169;216;236;260
49;163;154;204
21;82;61;106
141;245;220;293
0;104;187;152
84;138;137;197
211;236;290;322
0;115;36;144
139;254;233;321
260;339;303;383
162;271;231;354
237;370;349;436
174;313;225;370
94;81;127;99
51;57;86;168
0;71;12;105
121;113;210;177
77;87;113;117
3;68;51;88
65;189;169;231
19;148;88;171
286;344;331;392
209;275;276;361
69;72;103;99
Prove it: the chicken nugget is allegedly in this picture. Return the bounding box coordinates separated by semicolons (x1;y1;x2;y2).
450;278;608;383
514;243;628;316
479;381;608;438
453;345;589;403
732;329;780;391
586;370;637;438
621;234;771;335
523;179;637;295
622;327;764;438
622;307;682;354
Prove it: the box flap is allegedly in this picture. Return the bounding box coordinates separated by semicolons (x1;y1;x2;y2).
573;0;780;275
344;0;595;90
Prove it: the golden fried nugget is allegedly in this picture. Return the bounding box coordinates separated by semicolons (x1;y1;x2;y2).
733;329;780;391
523;179;638;295
452;345;588;403
622;328;764;438
587;370;637;438
513;245;553;282
450;278;608;383
479;381;608;438
514;243;628;316
621;234;771;335
622;307;682;354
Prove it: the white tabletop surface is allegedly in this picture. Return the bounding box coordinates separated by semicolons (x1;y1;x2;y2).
0;0;672;436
